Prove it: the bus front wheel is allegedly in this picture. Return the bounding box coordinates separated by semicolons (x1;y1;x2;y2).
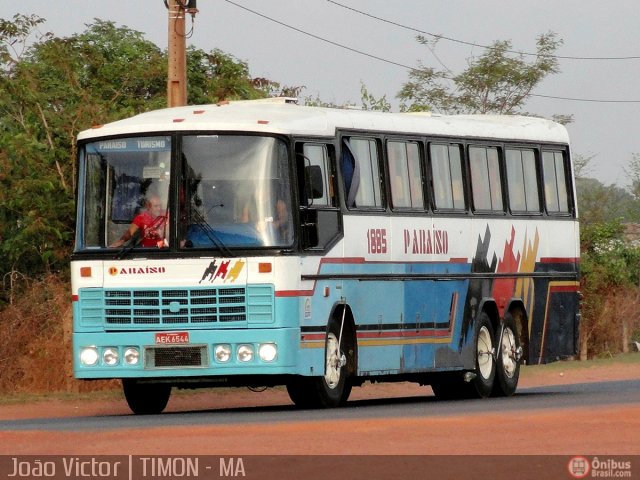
287;321;352;408
122;379;171;415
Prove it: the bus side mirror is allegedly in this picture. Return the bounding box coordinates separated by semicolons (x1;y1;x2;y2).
305;165;324;200
300;209;319;249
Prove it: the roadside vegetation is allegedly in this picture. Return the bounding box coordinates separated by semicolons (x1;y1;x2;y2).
1;15;639;394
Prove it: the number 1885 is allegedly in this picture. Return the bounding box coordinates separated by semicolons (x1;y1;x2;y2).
367;228;387;254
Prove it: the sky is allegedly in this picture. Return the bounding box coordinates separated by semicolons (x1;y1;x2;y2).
2;0;640;186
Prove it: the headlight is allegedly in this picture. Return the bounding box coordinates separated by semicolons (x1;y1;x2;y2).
124;347;139;365
258;343;277;362
80;347;99;366
215;344;232;363
237;345;254;362
103;347;119;366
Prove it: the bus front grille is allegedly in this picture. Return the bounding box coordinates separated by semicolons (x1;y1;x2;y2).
101;287;247;326
144;345;208;369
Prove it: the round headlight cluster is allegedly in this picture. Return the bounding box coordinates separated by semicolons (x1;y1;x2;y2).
80;347;99;366
213;343;277;363
103;348;119;366
258;343;278;362
124;347;140;365
237;345;254;362
79;346;139;366
215;344;232;363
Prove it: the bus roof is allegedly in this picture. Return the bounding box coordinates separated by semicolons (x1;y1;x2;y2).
78;99;570;144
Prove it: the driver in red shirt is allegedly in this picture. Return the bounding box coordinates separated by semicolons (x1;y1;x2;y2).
110;194;168;248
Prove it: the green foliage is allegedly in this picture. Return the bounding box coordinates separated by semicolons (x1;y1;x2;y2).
302;94;354;109
398;32;562;114
1;19;168;283
360;83;391;112
188;47;263;103
578;218;640;358
581;222;640;288
624;153;640;200
576;177;640;225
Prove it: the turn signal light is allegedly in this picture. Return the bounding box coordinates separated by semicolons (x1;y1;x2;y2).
258;262;272;273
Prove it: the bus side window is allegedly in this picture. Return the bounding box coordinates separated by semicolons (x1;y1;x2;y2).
469;146;504;213
429;143;465;211
542;150;570;214
387;140;424;210
343;137;383;209
506;148;540;213
301;144;334;207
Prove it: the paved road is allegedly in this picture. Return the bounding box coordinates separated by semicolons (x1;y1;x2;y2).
1;379;638;432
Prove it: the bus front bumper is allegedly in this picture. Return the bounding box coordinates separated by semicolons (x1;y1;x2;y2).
73;327;300;379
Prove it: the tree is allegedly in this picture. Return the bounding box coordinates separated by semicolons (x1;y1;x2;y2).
573;153;596;180
579;221;640;358
576;177;640;225
624;153;640;200
360;83;391;112
575;154;640;358
0;19;169;283
398;32;563;114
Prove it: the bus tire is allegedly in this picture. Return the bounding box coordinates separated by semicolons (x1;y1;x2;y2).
122;379;171;415
468;312;496;398
286;320;352;408
431;313;496;400
493;313;521;397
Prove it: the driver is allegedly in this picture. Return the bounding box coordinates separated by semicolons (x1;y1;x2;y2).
110;194;168;248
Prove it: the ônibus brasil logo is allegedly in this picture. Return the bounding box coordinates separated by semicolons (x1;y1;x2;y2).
569;457;633;478
568;457;590;478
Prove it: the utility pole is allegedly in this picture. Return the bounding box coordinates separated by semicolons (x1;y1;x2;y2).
167;0;197;107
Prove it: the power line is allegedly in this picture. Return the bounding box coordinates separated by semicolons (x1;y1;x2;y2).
530;93;640;103
222;0;640;104
222;0;417;71
327;0;640;61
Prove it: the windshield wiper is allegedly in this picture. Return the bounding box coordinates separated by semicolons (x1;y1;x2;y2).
115;230;142;259
189;209;234;257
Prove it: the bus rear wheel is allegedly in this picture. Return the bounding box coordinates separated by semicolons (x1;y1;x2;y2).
432;313;496;400
468;313;496;398
492;313;521;397
122;379;171;415
287;321;352;408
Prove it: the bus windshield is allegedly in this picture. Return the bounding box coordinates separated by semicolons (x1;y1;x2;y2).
77;134;293;251
179;135;293;249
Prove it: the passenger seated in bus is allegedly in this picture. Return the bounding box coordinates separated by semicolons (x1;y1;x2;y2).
110;194;169;248
239;190;290;242
342;140;359;208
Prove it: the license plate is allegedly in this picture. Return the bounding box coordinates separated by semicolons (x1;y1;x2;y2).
155;332;190;344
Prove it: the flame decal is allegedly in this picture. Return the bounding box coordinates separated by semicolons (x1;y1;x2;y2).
492;227;521;317
491;227;539;318
515;229;539;334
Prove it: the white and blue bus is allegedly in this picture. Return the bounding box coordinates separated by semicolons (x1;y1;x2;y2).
72;99;580;414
